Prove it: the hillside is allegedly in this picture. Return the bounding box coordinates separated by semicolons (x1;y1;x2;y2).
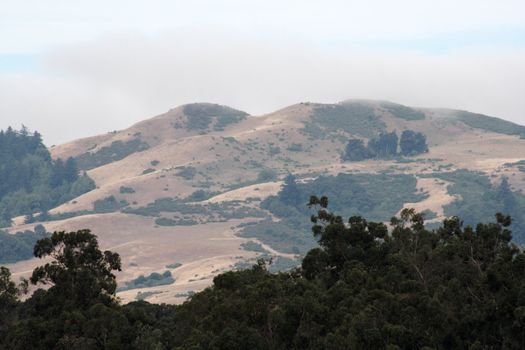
5;99;525;304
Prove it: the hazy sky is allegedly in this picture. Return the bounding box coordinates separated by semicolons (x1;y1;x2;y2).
1;0;524;145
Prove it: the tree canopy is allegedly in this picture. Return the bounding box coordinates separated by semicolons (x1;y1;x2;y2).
2;202;525;349
0;127;95;227
343;129;428;162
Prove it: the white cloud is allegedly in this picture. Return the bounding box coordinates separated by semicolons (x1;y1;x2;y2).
0;1;524;144
0;31;524;145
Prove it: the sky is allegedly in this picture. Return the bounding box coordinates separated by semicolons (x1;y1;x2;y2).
1;0;524;145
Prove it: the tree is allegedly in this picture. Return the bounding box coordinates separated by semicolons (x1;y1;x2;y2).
64;157;80;182
368;131;398;158
0;127;95;226
0;267;19;333
0;266;18;308
30;229;122;309
342;139;370;161
399;130;428;156
280;173;302;206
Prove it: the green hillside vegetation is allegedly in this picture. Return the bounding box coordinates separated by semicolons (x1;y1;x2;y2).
2;202;525;349
423;171;525;243
117;271;174;292
455;111;525;137
380;102;426;120
181;103;248;131
0;225;47;264
343;130;428;161
305;102;386;139
75;138;150;170
0;127;95;227
241;173;426;254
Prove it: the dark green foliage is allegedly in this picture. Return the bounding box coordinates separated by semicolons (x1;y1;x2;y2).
141;168;155;175
342;138;370;161
150;160;160;166
286;143;303;152
4;207;525;348
381;102;426;120
0;228;47;264
125;197;267;222
293;173;425;221
183;103;248;131
367;131;398;158
75;139;149;171
154;217;199;226
423;171;525;243
93;196;129;213
175;166;197;180
39;196;129;223
214;114;248;131
268;145;281;155
119;186;135;194
168;205;525;349
257;168;278;182
239;219;315;254
30;230;122;308
165;262;182;269
455;110;525;137
243;173;425;255
0;266;18;308
343;130;428;161
240;241;269;253
0;127;95;227
280;173;301;206
399;129;428;156
135;291;162;301
184;189;217;202
308;102;386;138
117;271;174;292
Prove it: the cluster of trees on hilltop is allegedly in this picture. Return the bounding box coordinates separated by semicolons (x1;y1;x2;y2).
0;127;95;227
2;198;525;349
343;129;428;161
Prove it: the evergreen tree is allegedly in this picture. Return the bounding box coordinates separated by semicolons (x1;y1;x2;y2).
342;139;370;161
399;130;428;155
368;131;398;158
30;229;122;310
0;127;95;226
279;173;302;206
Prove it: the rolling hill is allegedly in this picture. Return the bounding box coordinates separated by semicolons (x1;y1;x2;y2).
5;99;525;304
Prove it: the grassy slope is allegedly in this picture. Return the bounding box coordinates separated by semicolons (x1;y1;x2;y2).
7;99;525;303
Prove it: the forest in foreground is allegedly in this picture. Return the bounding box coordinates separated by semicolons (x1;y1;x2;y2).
2;197;525;350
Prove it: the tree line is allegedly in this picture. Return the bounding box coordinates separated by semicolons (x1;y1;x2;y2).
343;129;428;161
0;126;95;227
2;198;525;349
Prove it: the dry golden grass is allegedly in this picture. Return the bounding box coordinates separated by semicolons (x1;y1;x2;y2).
10;100;525;304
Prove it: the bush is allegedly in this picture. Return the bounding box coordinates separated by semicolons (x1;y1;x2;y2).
399;130;428;156
118;271;175;292
257;169;278;182
309;102;386;138
93;196;129;213
175;166;197;180
76;139;149;170
142;168;155;175
119;186;135;194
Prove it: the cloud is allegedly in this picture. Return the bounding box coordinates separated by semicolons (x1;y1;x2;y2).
0;28;524;145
